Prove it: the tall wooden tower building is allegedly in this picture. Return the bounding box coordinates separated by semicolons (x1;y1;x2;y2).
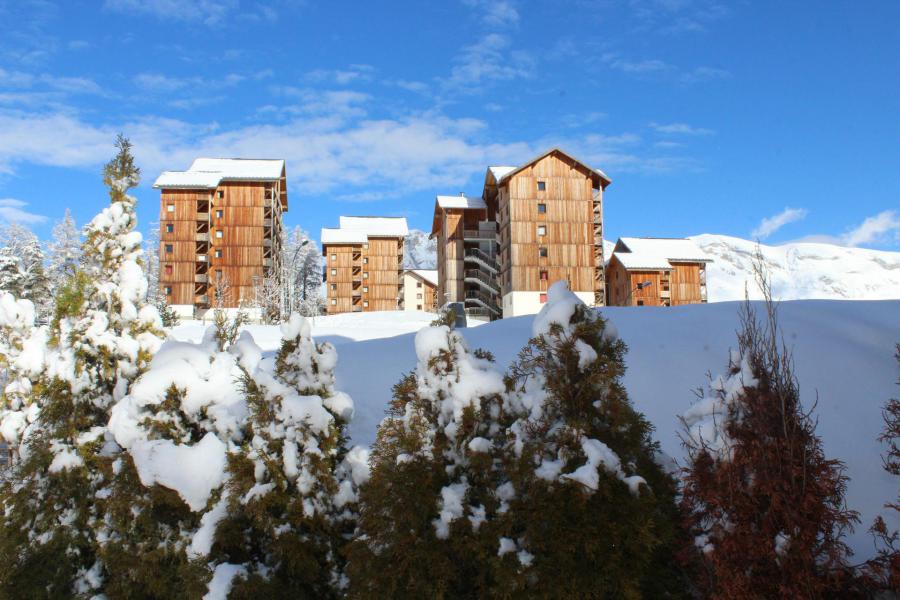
431;148;610;319
153;158;287;318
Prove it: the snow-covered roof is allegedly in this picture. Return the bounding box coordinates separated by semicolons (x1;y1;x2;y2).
153;170;225;189
189;158;285;180
612;237;713;271
153;158;285;189
435;195;487;210
320;228;368;245
408;269;438;286
488;166;516;182
338;216;409;237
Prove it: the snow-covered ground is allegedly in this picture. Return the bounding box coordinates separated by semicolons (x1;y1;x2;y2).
170;301;900;560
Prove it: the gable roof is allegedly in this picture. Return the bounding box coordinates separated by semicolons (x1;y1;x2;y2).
487;147;611;188
611;237;712;271
407;269;438;286
153;157;288;209
320;228;368;245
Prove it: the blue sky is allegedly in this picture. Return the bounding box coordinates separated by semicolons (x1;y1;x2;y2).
0;0;898;249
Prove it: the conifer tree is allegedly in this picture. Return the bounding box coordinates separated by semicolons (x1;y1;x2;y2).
211;313;364;597
495;281;687;598
347;321;506;599
47;208;81;292
0;247;24;298
0;134;164;597
680;274;859;598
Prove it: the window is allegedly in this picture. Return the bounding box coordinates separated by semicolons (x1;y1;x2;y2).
539;247;548;258
164;265;172;275
167;204;175;213
215;209;223;219
331;298;337;305
165;244;173;253
363;272;369;279
215;269;222;280
331;254;337;261
215;230;223;239
214;249;222;258
540;293;548;304
363;257;369;264
537;225;546;236
165;223;174;233
363;301;369;308
416;282;422;288
330;268;337;276
537;181;546;192
216;191;224;199
330;284;337;291
637;300;644;306
164;286;172;295
417;304;422;310
363;286;369;292
416;293;422;299
537;203;547;214
540;270;548;281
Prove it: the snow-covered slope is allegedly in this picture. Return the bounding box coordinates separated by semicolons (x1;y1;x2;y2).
167;302;899;560
403;229;437;269
693;234;900;302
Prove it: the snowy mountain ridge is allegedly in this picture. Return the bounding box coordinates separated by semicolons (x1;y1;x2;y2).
403;229;900;301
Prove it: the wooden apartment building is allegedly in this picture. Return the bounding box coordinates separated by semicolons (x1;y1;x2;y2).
402;269;438;312
606;237;711;306
154;159;287;318
321;217;408;314
431;148;611;319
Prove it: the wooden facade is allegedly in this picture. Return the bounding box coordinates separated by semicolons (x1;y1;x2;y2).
155;159;287;314
605;238;711;307
321;217;406;314
402;270;438;312
432;148;610;319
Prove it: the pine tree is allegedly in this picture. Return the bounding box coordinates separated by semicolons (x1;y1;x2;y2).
283;226;324;317
0;246;23;297
347;322;507;599
47;208;81;293
495;281;688;598
680;273;859;598
0;134;164;598
0;223;52;319
210;313;364;597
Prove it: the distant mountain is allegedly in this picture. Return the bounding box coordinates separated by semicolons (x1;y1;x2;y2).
403;229;437;269
402;230;900;302
692;234;900;301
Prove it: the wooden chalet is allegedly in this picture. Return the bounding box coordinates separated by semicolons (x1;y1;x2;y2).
431;148;611;319
321;216;408;314
402;269;438;312
605;237;712;306
154;158;287;317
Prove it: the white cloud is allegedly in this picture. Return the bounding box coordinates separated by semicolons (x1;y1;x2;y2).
104;0;238;25
0;199;47;224
444;34;534;90
752;207;808;239
462;0;520;27
651;122;715;135
305;65;375;86
600;53;729;83
841;210;900;247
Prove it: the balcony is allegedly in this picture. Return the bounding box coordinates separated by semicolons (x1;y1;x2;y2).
465;290;501;316
263;258;273;267
464;269;500;295
464;247;499;273
263;238;272;247
196;232;209;242
463;227;497;242
196;212;209;221
195;274;208;284
263;218;272;228
197;254;207;262
195;294;209;305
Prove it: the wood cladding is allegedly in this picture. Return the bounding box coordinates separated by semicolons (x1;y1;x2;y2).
322;236;404;314
158;176;286;312
605;257;708;307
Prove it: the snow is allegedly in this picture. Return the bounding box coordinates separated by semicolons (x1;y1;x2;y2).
433;481;468;539
532;281;585;337
204;563;247;600
189;158;284;180
693;234;900;301
488;166;517;182
129;433;227;512
188;492;229;559
152;170;223;189
612;237;712;271
435;195;487;210
320;228;368;245
403;229;438;269
409;269;438;287
338;216;409;237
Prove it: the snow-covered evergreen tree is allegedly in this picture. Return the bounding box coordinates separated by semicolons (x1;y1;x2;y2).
47;208;81;293
0;135;164;597
0;246;23;298
283;226;324;317
495;282;687;598
347;322;506;598
211;313;364;597
144;220;160;304
0;223;51;319
680;285;859;596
